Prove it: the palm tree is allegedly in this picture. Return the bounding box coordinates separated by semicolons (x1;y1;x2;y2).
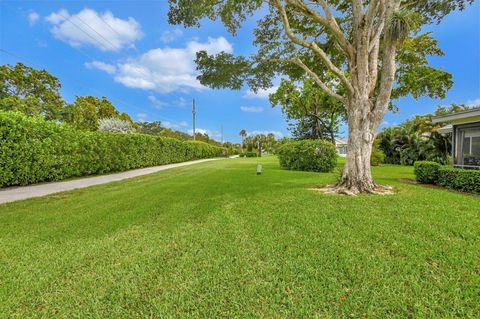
239;129;247;151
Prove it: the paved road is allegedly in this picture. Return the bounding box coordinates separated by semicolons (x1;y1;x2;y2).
0;158;219;205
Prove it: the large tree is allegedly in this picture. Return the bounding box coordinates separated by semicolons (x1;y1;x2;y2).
66;96;133;131
167;0;468;194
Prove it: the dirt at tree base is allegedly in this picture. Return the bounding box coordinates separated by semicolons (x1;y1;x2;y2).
309;184;395;196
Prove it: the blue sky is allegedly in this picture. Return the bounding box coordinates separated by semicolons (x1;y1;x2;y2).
1;1;479;143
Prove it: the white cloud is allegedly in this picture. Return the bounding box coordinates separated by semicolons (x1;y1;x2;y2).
148;95;168;109
240;106;264;113
110;37;232;93
27;11;39;26
137;113;148;121
160;29;183;43
85;60;116;74
188;128;222;140
249;130;284;139
147;96;187;109
174;97;187;108
243;87;278;99
45;8;143;51
163;120;189;130
466;98;480;107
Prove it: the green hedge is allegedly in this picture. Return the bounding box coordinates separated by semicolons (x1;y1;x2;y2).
277;139;337;173
437;167;480;194
414;161;441;184
0;111;225;187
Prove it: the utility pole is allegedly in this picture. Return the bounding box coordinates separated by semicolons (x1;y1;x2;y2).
192;98;196;140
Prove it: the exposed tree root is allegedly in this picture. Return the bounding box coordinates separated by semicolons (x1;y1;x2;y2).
310;184;394;196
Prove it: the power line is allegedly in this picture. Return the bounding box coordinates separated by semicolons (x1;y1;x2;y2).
67;12;120;52
53;9;153;81
1;3;193;128
0;48;181;125
53;10;114;52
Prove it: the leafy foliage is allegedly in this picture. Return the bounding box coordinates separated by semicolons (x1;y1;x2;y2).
0;63;66;121
437;167;480;194
66;96;134;131
0;111;224;187
414;161;441;184
277;139;337;172
168;0;459;104
378;104;471;165
269;79;345;142
242;133;277;156
244;151;257;158
370;139;385;166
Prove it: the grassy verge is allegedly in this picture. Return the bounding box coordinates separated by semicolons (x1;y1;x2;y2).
0;157;478;318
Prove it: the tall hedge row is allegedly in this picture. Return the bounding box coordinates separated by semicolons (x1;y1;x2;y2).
0;111;225;187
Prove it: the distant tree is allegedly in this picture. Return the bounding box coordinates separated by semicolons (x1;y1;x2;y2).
239;129;247;150
66;96;133;131
136;121;165;135
0;63;66;120
243;133;278;156
270;79;345;143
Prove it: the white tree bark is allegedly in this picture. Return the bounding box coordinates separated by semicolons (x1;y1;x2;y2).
273;0;401;194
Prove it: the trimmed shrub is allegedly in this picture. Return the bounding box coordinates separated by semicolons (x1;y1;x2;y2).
437;167;480;194
414;161;441;184
0;111;224;187
277;139;337;173
244;151;257;158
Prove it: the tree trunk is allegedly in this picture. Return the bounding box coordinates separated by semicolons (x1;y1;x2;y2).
335;97;377;194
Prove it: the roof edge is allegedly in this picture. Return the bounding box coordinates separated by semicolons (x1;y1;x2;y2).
431;107;480;124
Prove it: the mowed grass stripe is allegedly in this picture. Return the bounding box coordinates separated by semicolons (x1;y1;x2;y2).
0;157;479;318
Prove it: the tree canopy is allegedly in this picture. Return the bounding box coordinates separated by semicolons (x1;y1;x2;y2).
66;96;133;131
0;63;65;120
167;0;471;194
270;79;345;142
168;0;462;103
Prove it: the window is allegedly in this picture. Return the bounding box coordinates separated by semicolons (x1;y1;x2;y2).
455;125;480;168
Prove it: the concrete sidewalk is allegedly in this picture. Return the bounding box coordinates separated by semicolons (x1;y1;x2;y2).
0;158;219;205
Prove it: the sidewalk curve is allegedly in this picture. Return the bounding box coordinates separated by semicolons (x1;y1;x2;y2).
0;158;219;204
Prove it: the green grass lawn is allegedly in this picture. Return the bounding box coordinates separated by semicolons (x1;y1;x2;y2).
1;157;479;318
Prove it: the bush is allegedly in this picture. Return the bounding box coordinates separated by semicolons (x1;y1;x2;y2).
0;111;224;187
277;139;337;172
371;139;385;166
414;161;442;184
437;167;480;194
244;151;257;158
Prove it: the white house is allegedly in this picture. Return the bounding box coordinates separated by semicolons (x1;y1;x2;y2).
335;138;348;157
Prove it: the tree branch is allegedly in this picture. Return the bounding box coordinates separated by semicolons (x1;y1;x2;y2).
373;0;400;127
273;0;354;94
288;0;354;58
368;0;385;52
290;57;345;102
